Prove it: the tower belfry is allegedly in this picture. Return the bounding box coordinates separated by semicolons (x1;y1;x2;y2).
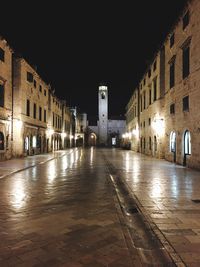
98;84;108;145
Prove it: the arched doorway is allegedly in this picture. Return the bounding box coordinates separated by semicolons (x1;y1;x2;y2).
170;131;176;162
88;133;97;146
183;130;191;166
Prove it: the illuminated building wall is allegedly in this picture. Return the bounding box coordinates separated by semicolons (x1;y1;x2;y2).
126;0;200;168
164;0;200;168
13;57;50;156
0;38;13;160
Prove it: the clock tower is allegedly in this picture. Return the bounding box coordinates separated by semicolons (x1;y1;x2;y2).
98;84;108;146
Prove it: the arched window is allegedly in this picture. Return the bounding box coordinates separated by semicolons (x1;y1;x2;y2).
170;131;176;152
184;130;191;155
0;132;4;150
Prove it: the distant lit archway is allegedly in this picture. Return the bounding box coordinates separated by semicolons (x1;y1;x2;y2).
88;133;97;146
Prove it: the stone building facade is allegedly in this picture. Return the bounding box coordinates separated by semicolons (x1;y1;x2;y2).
126;0;200;169
12;57;74;157
0;38;13;160
13;57;51;156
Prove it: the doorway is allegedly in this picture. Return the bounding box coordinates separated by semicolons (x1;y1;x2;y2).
170;131;176;162
183;130;191;166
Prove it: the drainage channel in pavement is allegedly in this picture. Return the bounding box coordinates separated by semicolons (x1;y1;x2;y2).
104;156;180;266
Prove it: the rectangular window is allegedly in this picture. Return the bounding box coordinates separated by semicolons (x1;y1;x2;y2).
183;96;189;111
53;112;54;127
0;48;5;62
140;96;142;112
39;85;42;92
170;103;175;114
143;91;146;110
44;89;46;96
27;72;33;82
153;78;157;101
170;60;175;88
44;109;46;122
183;11;189;30
143;121;145;128
39;106;42;121
143;78;146;85
183;45;190;79
149;89;151;105
34;80;37;88
170;33;174;47
26;99;30;116
149;137;151;150
0;84;4;107
149;118;151;126
33;103;36;119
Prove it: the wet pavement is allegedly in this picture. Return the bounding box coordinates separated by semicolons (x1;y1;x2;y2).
0;148;200;266
0;148;141;267
104;149;200;267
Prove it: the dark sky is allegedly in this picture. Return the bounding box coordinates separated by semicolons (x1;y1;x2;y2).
1;0;187;122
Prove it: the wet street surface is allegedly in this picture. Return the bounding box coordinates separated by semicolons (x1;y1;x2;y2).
1;148;200;266
104;149;200;267
0;148;141;267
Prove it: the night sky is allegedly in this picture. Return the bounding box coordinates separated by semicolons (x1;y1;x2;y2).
1;1;187;122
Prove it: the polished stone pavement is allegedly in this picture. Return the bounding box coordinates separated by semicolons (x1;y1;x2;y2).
0;148;141;267
0;148;200;266
104;148;200;267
